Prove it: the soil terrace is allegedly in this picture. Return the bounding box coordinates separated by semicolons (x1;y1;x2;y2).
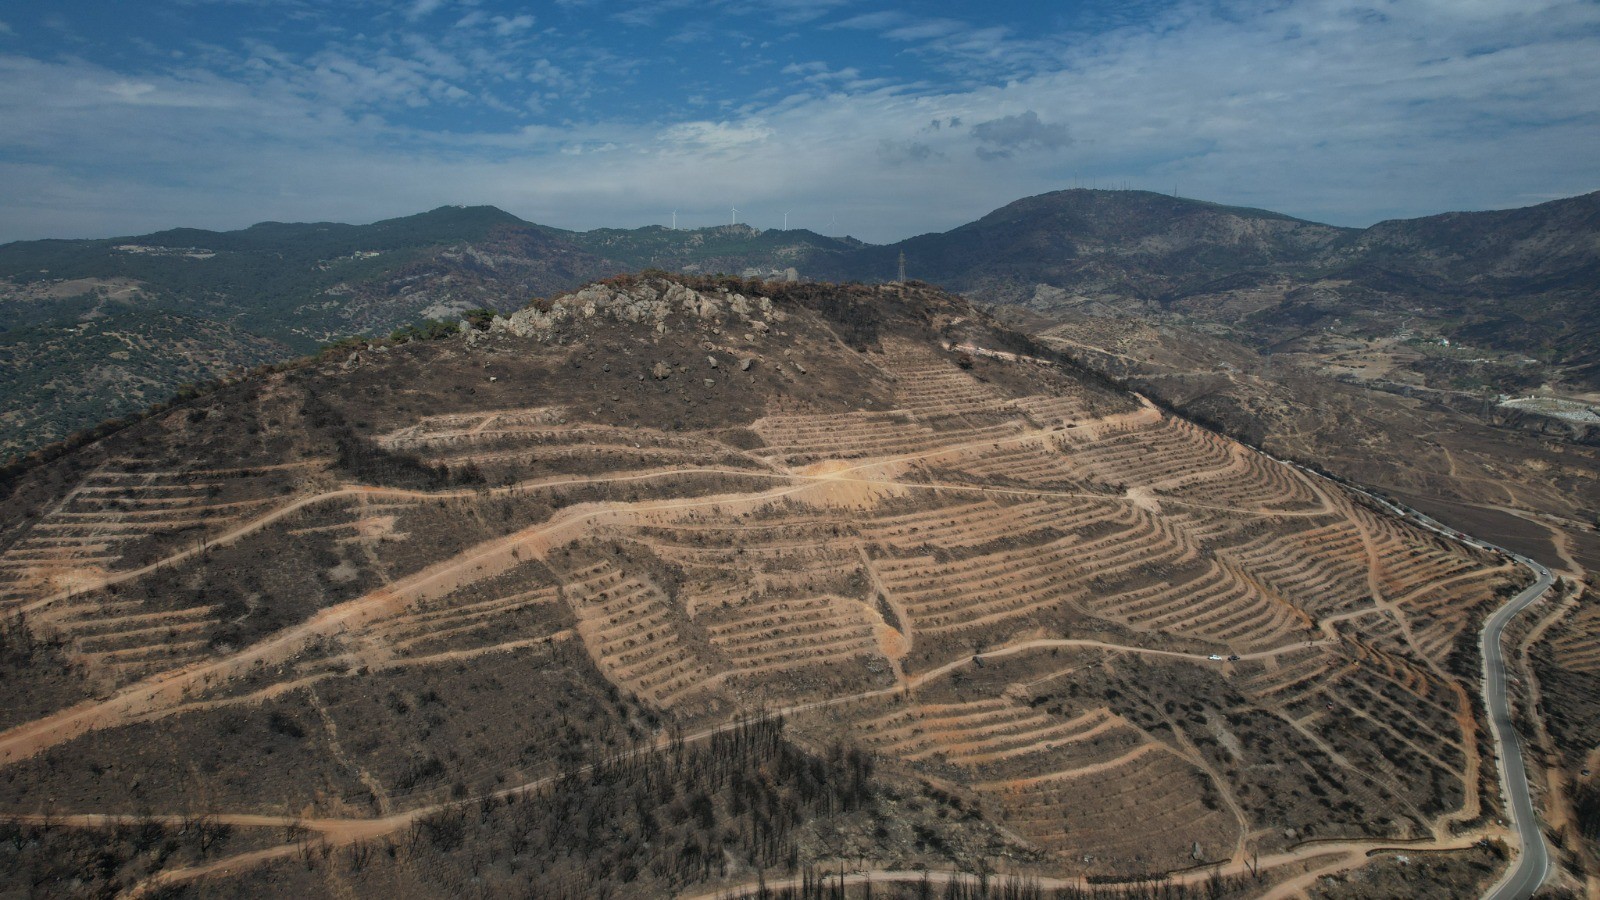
0;277;1524;898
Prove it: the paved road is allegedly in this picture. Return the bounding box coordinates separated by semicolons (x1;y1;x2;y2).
1280;462;1555;899
1480;552;1555;900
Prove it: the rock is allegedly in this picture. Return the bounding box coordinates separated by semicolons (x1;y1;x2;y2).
651;362;672;380
703;379;716;387
707;356;720;368
793;362;807;375
492;277;774;342
740;358;754;371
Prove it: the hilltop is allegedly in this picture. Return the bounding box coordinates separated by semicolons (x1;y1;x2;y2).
0;276;1523;898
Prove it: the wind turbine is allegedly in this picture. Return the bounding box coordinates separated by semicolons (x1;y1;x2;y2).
671;209;677;230
782;211;790;230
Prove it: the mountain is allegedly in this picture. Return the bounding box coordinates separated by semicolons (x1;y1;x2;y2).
0;211;863;459
0;205;612;350
834;189;1600;392
5;189;1597;461
815;189;1352;301
0;275;1520;898
551;222;866;277
0;210;865;354
1333;193;1600;379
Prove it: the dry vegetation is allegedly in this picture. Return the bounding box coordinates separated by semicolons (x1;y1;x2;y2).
0;276;1523;898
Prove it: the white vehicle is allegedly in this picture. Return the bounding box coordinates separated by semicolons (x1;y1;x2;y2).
1208;654;1223;661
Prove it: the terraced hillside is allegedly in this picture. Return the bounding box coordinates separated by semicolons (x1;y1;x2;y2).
1530;578;1600;886
0;276;1526;898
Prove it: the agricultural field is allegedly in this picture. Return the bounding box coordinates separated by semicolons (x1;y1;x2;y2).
0;277;1525;898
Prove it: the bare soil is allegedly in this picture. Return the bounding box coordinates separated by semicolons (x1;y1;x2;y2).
0;277;1522;898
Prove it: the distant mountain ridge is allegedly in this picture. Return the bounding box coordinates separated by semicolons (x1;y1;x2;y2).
544;222;866;277
0;207;869;348
3;189;1597;458
830;189;1600;389
813;189;1354;298
0;207;868;456
0;205;610;350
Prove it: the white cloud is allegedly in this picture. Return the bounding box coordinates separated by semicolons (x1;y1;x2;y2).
657;119;774;153
406;0;446;22
727;0;852;26
106;81;157;103
0;0;1597;244
490;14;535;36
830;11;906;32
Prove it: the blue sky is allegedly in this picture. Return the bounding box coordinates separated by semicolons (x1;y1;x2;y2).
1;0;1598;243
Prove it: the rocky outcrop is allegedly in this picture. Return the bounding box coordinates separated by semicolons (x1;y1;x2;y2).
492;278;780;342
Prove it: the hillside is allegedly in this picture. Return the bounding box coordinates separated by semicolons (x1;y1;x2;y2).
551;222;865;277
836;190;1600;394
0;212;865;459
1017;311;1600;571
0;276;1523;898
0;206;613;350
815;190;1351;302
0;311;289;458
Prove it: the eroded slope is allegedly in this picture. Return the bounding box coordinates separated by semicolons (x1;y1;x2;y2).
0;277;1522;898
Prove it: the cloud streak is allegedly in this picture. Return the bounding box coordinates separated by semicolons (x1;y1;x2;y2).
0;0;1597;243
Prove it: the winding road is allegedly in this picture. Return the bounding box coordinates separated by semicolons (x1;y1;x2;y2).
1477;551;1554;900
1285;465;1555;899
